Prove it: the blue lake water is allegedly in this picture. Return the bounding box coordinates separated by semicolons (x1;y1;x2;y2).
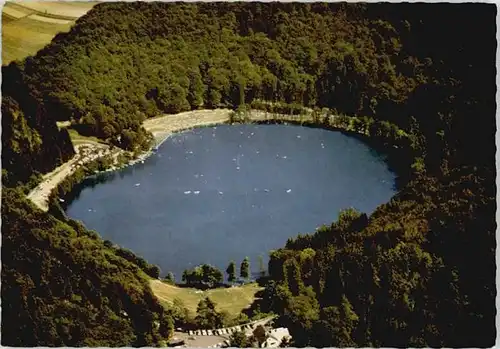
65;124;396;280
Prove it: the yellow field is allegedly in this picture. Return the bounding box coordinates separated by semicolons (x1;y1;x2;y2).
2;1;97;64
150;280;262;317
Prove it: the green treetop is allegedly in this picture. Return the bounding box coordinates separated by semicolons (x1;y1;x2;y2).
240;257;250;280
226;261;237;283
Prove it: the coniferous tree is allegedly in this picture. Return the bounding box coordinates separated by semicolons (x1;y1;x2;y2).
229;330;249;348
226;261;237;283
195;297;224;329
240;257;250;281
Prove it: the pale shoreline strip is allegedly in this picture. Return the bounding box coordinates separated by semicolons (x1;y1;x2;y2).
26;108;321;211
27;109;233;211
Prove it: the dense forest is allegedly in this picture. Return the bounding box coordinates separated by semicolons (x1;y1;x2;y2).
2;79;74;188
2;188;174;346
0;2;437;177
1;2;496;347
3;2;496;181
257;169;495;347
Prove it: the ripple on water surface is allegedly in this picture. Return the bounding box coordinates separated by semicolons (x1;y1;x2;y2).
65;124;396;278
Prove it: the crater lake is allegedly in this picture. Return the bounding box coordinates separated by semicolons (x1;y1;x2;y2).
65;124;397;279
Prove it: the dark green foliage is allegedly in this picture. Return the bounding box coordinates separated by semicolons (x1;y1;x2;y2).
182;264;223;289
258;255;266;278
240;257;250;280
6;2;434;150
114;247;161;279
1;3;495;347
229;330;250;348
166;299;193;329
47;156;118;211
164;272;175;284
4;2;494;183
280;336;292;347
1;69;75;187
247;5;495;346
195;297;224;330
1;188;174;346
259;168;496;347
159;316;174;339
250;100;307;116
226;261;237;283
253;325;268;347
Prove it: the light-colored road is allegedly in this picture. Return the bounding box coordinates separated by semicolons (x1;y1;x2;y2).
27;142;110;211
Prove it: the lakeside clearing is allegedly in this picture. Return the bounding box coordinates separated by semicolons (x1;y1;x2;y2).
143;108;233;144
150;279;262;318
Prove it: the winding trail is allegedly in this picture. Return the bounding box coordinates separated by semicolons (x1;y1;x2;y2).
27;142;111;211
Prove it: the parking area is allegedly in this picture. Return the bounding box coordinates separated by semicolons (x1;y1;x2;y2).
171;332;228;348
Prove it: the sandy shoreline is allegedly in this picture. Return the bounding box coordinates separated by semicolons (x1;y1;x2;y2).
27;109;233;211
144;108;233;144
27;142;112;211
26;108;320;211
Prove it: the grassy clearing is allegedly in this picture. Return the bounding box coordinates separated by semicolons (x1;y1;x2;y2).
67;129;104;146
2;1;96;64
150;280;262;318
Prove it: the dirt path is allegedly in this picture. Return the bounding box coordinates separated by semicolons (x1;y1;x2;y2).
27;142;111;211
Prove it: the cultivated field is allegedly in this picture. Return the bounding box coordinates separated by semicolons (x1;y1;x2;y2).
150;280;262;318
2;1;97;64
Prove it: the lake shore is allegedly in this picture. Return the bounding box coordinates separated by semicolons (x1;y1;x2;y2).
28;109;233;211
26;108;341;211
27;107;407;212
27;142;112;211
143;108;233;144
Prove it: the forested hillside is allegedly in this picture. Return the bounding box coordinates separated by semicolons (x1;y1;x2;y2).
4;2;495;183
258;168;495;347
4;3;495;180
2;188;174;346
1;2;496;347
2;64;75;188
244;4;497;347
4;3;428;159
